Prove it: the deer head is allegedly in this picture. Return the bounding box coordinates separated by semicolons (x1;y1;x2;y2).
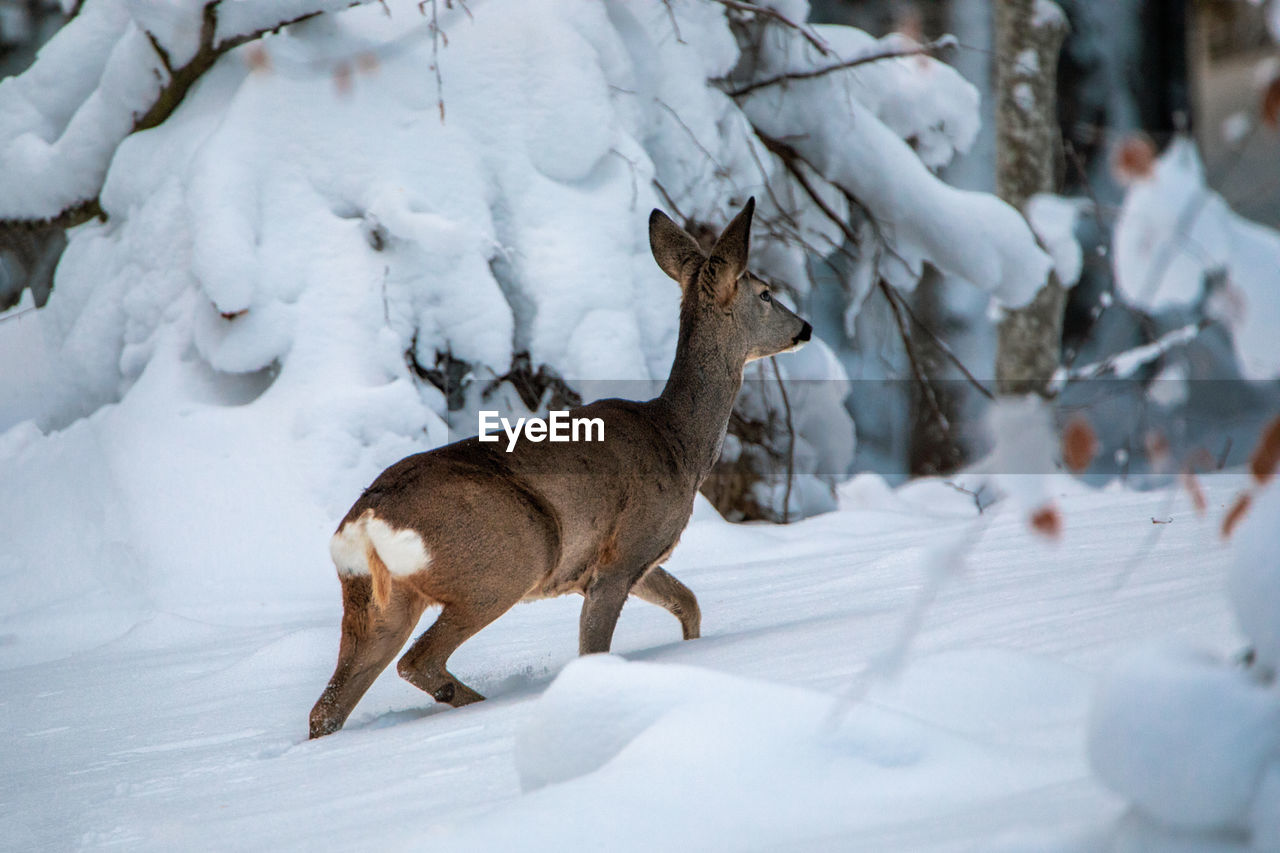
649;197;811;365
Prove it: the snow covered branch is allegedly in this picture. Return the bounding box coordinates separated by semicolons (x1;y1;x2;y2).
732;20;1052;309
722;34;956;98
135;1;349;134
0;0;370;229
752;127;992;409
1050;320;1209;388
708;0;831;56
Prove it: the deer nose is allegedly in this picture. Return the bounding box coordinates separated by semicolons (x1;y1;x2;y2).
794;321;812;344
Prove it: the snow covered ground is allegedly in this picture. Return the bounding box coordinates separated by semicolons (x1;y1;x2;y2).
1;470;1250;851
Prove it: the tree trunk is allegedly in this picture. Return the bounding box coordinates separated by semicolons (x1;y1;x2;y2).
993;0;1069;396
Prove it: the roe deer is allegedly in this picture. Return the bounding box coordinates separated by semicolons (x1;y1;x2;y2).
309;198;810;738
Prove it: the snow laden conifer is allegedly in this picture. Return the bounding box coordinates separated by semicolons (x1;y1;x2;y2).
0;0;1052;522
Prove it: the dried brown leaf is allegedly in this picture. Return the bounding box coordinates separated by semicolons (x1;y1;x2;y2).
333;62;353;96
1181;470;1207;516
1262;76;1280;129
1222;492;1252;539
1145;429;1170;472
244;44;270;73
1062;415;1099;473
1030;504;1062;540
1250;415;1280;485
1112;134;1156;184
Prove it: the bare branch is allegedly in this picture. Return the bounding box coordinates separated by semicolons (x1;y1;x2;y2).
419;0;447;121
724;35;956;98
708;0;831;56
659;0;685;44
135;2;344;133
143;30;175;74
655;99;731;180
650;179;688;225
942;480;988;514
882;279;948;430
0;198;105;232
889;284;995;401
751;127;994;423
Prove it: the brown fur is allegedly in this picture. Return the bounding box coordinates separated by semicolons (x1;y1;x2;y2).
309;198;811;738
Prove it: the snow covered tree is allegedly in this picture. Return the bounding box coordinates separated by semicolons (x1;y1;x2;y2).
0;0;1052;524
0;0;71;309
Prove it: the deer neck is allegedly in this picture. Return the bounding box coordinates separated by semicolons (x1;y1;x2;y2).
657;307;744;478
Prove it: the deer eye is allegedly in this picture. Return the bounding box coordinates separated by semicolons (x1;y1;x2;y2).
759;290;772;303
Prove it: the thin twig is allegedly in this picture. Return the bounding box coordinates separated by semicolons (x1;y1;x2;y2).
651;179;687;224
655;99;730;180
754;128;954;427
725;35;955;98
420;0;447;121
0;305;37;324
709;0;831;56
882;280;948;430
769;355;796;523
942;480;986;514
659;0;684;43
143;30;175;74
1217;437;1233;470
1063;140;1105;237
744;136;798;229
888;283;995;401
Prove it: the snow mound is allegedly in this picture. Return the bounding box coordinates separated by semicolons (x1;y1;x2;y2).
514;654;800;791
481;653;1055;851
1088;642;1280;832
1227;480;1280;672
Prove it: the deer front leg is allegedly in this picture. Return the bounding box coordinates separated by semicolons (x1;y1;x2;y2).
578;570;635;655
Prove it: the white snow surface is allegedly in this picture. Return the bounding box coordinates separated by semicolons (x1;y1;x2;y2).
0;370;1255;851
2;3;1274;849
1112;137;1280;379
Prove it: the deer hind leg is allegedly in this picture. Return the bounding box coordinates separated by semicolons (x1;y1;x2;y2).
396;597;516;707
309;575;425;739
631;566;701;640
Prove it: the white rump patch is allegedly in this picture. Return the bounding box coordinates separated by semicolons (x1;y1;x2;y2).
329;510;431;577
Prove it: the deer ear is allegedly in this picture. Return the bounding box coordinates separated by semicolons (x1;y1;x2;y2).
707;198;754;305
649;209;704;286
